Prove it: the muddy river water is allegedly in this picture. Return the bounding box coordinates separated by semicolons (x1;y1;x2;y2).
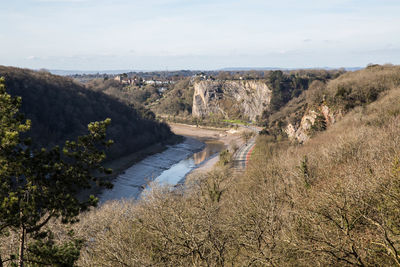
100;137;225;202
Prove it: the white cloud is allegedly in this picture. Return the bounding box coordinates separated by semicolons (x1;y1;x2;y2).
26;56;40;60
33;0;91;3
2;0;400;69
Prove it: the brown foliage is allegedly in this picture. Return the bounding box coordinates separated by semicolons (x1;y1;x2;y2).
67;86;400;266
4;67;400;266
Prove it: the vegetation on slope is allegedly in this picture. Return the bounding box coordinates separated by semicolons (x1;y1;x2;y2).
0;66;173;160
2;65;400;266
65;83;400;265
81;69;343;127
150;78;194;116
82;75;195;118
324;64;400;110
262;65;400;139
85;78;161;118
0;77;112;266
265;69;342;113
156;69;342;124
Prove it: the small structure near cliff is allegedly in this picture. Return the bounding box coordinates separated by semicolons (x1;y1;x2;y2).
192;80;271;121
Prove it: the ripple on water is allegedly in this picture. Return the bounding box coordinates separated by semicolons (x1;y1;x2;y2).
99;137;209;202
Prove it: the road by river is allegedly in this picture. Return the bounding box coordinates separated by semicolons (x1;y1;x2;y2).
233;138;256;171
99;123;258;203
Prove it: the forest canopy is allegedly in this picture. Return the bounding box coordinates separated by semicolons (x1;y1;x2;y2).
0;66;174;160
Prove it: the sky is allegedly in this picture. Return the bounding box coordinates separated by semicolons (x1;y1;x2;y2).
1;0;400;70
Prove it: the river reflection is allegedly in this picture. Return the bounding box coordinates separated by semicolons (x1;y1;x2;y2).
193;140;225;165
100;137;225;202
153;140;225;186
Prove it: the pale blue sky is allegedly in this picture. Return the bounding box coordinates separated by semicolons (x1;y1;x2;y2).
1;0;400;70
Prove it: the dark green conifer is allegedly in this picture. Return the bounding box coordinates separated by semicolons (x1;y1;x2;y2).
0;77;112;267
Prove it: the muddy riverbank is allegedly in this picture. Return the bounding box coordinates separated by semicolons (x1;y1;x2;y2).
99;123;244;202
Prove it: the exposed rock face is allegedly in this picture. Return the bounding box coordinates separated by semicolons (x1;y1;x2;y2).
285;110;318;143
192;81;224;118
285;104;339;143
320;104;335;126
192;80;271;121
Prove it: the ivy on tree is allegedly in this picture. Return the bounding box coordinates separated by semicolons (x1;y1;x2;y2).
0;77;113;267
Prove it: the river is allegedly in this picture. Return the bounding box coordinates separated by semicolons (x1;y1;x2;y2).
99;137;225;202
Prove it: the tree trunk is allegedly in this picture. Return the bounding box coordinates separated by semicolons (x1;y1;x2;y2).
18;224;25;267
0;254;3;267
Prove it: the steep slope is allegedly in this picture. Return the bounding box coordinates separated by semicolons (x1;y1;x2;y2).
191;70;340;124
192;80;271;121
283;65;400;142
150;78;194;116
257;65;400;142
3;66;400;266
0;66;173;160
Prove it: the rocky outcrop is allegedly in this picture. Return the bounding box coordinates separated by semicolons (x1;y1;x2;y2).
192;80;271;121
320;104;332;125
285;110;318;143
285;104;339;143
192;81;224;118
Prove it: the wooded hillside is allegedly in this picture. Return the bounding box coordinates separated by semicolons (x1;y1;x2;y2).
0;66;173;160
3;65;400;266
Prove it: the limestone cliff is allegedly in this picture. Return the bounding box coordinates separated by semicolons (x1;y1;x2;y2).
285;110;318;143
192;80;271;121
285;104;341;143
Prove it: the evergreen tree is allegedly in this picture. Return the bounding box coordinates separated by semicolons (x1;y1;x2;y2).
0;77;113;266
